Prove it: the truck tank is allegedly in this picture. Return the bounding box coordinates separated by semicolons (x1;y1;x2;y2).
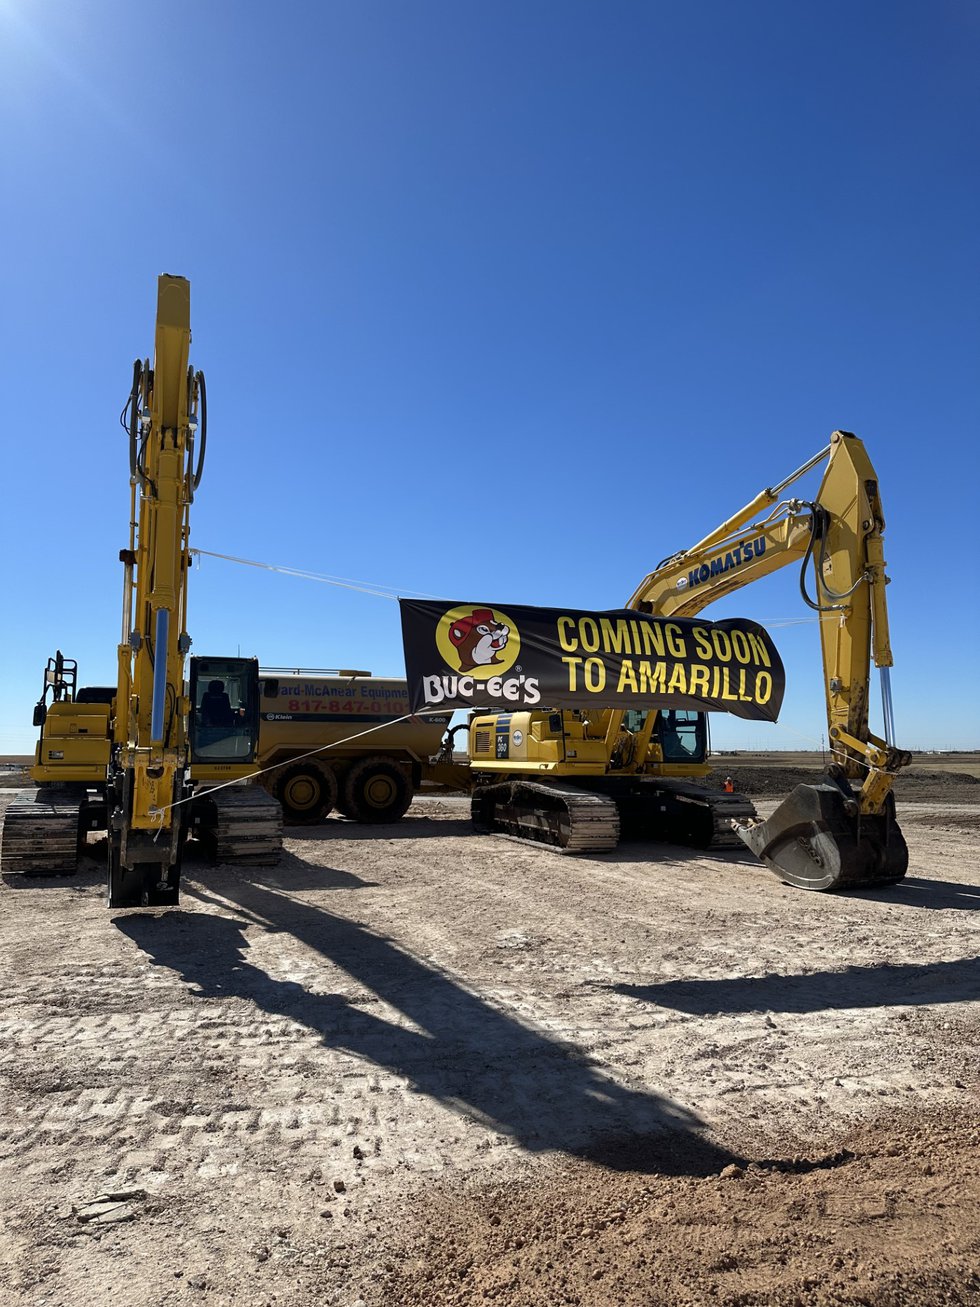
256;671;450;824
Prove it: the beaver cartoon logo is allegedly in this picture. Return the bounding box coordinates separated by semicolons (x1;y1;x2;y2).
435;605;521;679
450;609;509;671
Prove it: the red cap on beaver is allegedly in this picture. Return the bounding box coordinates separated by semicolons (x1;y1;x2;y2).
448;608;496;646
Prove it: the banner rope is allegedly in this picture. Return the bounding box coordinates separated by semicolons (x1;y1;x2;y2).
755;615;841;628
189;547;437;601
191;546;831;629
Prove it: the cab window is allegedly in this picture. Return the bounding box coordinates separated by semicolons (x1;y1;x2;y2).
657;710;706;762
189;658;258;763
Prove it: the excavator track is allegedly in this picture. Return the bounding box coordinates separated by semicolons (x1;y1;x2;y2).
634;779;758;850
472;781;621;853
194;785;283;866
704;794;759;847
0;790;81;876
471;777;757;856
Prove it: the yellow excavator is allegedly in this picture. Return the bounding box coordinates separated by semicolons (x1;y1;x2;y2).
466;431;909;891
1;276;282;906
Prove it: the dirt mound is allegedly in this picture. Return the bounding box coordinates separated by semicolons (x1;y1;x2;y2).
376;1114;980;1306
710;766;980;804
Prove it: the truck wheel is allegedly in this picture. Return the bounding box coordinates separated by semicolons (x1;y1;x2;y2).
276;764;337;824
340;757;412;824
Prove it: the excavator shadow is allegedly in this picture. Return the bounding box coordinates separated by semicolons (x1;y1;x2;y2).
607;853;980;904
0;867;104;892
609;839;764;869
284;816;474;843
610;954;980;1017
836;876;980;911
115;880;742;1177
182;840;380;892
1;842;380;895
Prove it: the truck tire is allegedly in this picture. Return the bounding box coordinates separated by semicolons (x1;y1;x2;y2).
340;756;412;824
275;763;337;825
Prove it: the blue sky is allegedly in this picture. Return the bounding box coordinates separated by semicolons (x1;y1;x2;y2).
1;0;977;754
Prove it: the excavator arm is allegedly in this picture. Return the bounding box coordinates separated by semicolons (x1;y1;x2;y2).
629;431;910;889
117;277;199;818
105;275;203;904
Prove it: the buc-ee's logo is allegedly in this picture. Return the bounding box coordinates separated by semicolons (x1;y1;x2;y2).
423;606;539;706
436;606;521;678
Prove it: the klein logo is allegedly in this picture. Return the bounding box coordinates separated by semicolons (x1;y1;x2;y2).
436;605;521;679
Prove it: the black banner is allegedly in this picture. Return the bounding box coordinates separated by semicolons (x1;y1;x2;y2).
399;600;785;721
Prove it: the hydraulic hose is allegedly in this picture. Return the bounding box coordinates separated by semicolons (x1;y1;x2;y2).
192;370;207;490
798;505;848;613
125;359;143;481
125;358;156;495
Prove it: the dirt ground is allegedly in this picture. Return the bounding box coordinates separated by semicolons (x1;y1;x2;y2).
1;780;978;1307
708;762;980;804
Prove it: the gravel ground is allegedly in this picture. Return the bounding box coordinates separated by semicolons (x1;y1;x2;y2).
0;786;978;1306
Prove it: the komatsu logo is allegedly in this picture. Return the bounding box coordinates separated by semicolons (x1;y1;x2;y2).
676;537;767;590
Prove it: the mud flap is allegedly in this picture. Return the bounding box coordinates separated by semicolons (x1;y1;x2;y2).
734;768;908;891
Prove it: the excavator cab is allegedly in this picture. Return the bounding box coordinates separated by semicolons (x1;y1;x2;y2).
620;709;708;765
655;710;707;764
189;656;261;764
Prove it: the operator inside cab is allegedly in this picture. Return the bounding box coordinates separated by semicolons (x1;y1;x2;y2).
188;657;260;764
620;708;706;763
658;710;703;761
199;678;235;727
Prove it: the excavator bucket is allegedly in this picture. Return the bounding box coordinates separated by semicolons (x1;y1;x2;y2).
733;767;908;891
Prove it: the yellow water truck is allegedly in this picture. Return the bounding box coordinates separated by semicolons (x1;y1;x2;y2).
255;670;451;823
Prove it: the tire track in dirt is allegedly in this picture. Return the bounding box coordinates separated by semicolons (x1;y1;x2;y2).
1;798;979;1306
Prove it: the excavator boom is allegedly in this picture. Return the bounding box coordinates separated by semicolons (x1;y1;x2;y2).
633;431;909;890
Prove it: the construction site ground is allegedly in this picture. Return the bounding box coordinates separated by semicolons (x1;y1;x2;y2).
1;762;978;1306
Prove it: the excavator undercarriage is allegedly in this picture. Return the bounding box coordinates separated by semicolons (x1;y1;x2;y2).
1;781;282;889
471;776;756;854
193;786;284;866
1;790;83;876
472;782;621;852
